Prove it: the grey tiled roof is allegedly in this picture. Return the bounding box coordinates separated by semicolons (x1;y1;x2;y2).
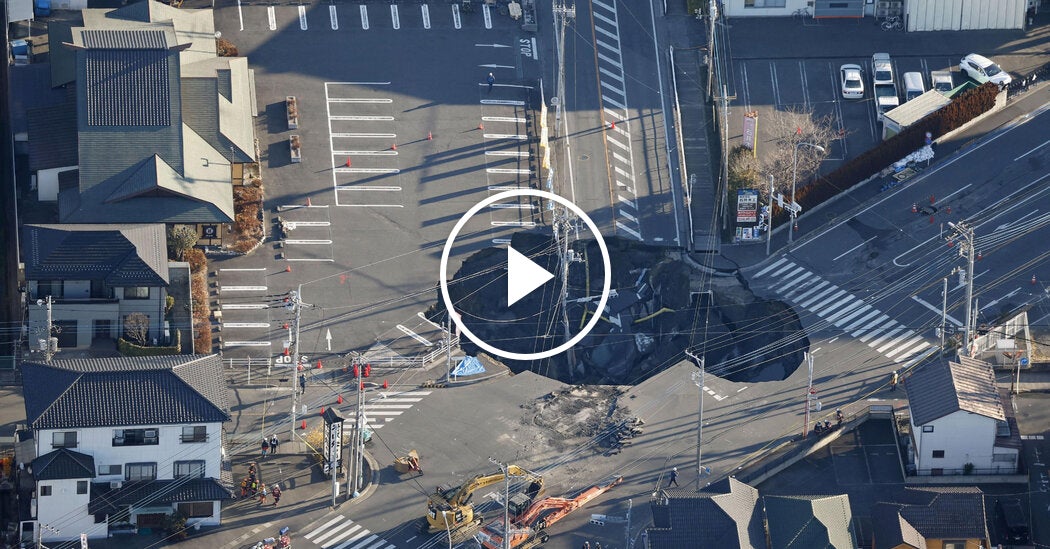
646;478;764;549
765;494;856;549
81;29;170;50
84;48;172;127
32;449;96;481
89;477;233;515
872;487;988;549
22;355;230;430
27;87;78;171
905;357;1004;425
22;223;169;286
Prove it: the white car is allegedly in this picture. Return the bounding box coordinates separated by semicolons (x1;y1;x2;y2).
872;52;894;86
874;84;899;121
960;53;1012;86
840;64;864;99
930;70;954;94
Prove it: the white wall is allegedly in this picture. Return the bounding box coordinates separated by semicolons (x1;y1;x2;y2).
724;0;802;17
35;167;77;202
36;478;99;542
37;423;224;481
913;411;1014;472
907;0;1025;31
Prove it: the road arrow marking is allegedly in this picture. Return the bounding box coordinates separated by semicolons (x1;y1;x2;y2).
325;329;332;351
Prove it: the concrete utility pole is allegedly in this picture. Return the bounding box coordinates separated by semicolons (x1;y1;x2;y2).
445;319;453;383
686;350;705;491
552;0;574;139
289;287;303;446
488;457;517;549
766;174;775;256
42;295;53;362
802;352;813;438
554;205;576;377
940;277;948;351
705;0;717;100
948;222;976;352
353;363;364;497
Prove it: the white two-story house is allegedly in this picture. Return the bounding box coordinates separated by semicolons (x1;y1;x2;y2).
20;355;232;543
905;356;1019;476
22;223;172;350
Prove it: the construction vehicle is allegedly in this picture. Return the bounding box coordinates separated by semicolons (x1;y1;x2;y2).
476;476;623;549
423;465;543;540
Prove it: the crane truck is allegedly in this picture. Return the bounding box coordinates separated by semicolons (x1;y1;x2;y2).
423;465;543;543
476;475;623;549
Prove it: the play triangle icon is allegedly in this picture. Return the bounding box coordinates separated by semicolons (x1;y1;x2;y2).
507;246;555;307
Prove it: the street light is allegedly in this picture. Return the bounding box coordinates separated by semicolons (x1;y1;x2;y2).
788;142;826;244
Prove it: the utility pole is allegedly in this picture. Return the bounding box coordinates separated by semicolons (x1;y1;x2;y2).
940;277;948;351
948;222;976;352
445;319;453;383
289;287;303;447
42;296;53;362
766;174;775;256
624;498;632;549
354;363;364;497
552;0;574;139
705;0;717;100
488;457;516;549
554;205;576;378
802;352;813;438
686;350;705;491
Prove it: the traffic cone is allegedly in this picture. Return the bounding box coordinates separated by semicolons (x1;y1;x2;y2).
912;203;917;213
977;251;982;261
478;122;484;131
316;359;323;369
300;420;306;430
610;120;616;131
946;206;952;214
285;265;292;273
382;380;388;389
391;143;397;151
1033;275;1038;285
283;323;289;330
427;131;433;141
929;195;935;204
929;215;935;224
320;406;325;415
360;382;365;390
345;158;352;167
337;395;343;404
306;197;312;207
794;223;799;231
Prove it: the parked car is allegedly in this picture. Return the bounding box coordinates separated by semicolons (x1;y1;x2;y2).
874;84;899;121
930;70;954;94
903;72;925;102
872;52;894;86
960;53;1012;86
994;498;1029;544
839;64;864;99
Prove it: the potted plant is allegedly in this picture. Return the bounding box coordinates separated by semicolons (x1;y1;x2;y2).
286;96;299;130
290;135;302;163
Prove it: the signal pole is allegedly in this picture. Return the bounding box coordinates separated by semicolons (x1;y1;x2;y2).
802;352;813;438
554;205;576;377
686;350;705;491
289;286;302;446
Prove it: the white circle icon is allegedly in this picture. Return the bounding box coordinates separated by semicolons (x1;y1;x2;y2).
439;190;612;361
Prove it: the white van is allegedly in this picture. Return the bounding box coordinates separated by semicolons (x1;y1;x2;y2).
903;72;925;102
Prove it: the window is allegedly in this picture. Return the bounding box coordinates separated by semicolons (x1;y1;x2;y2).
177;502;214;518
40;485;52;496
37;280;63;299
125;463;157;482
113;428;158;446
922;425;934;433
932;450;945;458
123;286;150;299
181;426;208;443
743;0;786;6
944;543;965;549
174;460;206;479
993;453;1016;463
53;431;78;449
77;481;88;495
98;464;122;476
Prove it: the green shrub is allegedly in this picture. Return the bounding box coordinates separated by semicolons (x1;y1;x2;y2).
118;331;181;356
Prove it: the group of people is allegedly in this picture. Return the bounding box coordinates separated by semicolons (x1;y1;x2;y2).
262;434;280;456
581;542;603;549
239;463;283;506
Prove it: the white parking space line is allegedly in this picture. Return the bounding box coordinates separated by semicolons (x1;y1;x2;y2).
223;341;272;347
491;221;537;227
267;5;276;30
336;186;401;191
483;116;527;122
483;3;492;28
222;304;269;310
284;240;333;245
480;99;527;106
221;286;268;292
224;322;271;328
391;5;400;29
422;4;431;28
486;168;532;174
489;203;535;209
335;168;400;174
486;151;530;157
298;5;307;30
328;98;393;103
452;4;461;29
332;133;397;138
219;267;266;272
770;63;781;108
483;133;528;140
331;150;398;156
330;115;395;121
360;5;369;29
330;5;338;30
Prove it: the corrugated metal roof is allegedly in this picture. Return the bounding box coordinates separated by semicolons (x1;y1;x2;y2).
22;223;169;286
81;29;169;50
22;355;230;430
884;89;952;127
905;357;1004;426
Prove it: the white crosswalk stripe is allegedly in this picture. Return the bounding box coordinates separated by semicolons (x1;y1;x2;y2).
348;390;432;429
753;259;932;363
303;514;396;549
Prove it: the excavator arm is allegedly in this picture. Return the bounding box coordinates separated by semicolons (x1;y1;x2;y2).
449;465;541;507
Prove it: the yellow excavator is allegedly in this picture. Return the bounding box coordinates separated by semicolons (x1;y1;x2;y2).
423;465;543;542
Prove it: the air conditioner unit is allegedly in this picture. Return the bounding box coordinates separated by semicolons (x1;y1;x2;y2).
110;481;122;489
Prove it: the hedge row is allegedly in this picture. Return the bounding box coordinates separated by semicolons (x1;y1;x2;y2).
118;331;181;356
187;249;212;354
772;82;1000;224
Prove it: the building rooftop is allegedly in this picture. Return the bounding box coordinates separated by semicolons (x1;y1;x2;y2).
905;356;1005;425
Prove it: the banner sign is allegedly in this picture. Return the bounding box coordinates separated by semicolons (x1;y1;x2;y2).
736;189;759;223
323;416;343;475
742;111;759;153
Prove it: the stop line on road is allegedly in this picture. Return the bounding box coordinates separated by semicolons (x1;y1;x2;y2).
754;257;932;363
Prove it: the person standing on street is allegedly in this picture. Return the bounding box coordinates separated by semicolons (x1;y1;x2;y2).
299;373;307;395
271;485;282;506
270;434;279;455
261;437;270;458
486;72;495;93
666;467;679;487
258;485;268;505
891;370;899;392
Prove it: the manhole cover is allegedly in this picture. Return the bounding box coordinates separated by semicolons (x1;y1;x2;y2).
579;154;590;161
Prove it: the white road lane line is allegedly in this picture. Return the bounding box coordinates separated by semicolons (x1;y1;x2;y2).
602;94;626;109
808;289;848;313
885;335;923;357
223;341;272;347
592;0;615;11
321;525;362;548
328;98;393;103
483;116;527;122
485;151;530;157
773;271;813;293
827;301;867;324
335;186;401;191
335;168;400;174
911;295;964;326
753;257;789;278
1014;138;1050;161
607;136;627;150
894;341;931;362
221;286;267;291
480;99;527;106
267;5;276;30
832;236;877;261
284;240;334;245
820;298;862;320
592;11;616;26
360;5;369;29
391;5;400;29
452;4;461;29
859;321;896;343
618;195;637;209
298;5;308;30
222;304;268;310
596;38;619;54
307;518;346;540
329;5;338;30
799;286;842;309
790;281;830;304
222;322;270;328
871;327;906;351
486;168;532;174
601;80;624;96
612;151;629;164
599;66;624;82
491;221;537;227
331;150;398;156
421;4;431;28
483;3;492;28
595;24;618;42
330;115;395;121
219;267;266;272
843;309;882;332
767;260;798;279
616;221;642;240
618;209;638;222
850;313;888;337
483;133;528;140
237;0;244;30
597;52;622;69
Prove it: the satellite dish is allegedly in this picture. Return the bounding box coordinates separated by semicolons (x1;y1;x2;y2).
36;299;43;307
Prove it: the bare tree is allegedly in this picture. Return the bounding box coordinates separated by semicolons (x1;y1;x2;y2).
761;106;838;196
124;313;150;346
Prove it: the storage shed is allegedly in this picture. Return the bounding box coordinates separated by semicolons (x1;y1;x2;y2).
882;90;951;140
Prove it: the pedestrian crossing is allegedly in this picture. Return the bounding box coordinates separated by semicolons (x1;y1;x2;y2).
353;390;432;429
304;514;395;549
753;257;932;363
239;2;508;33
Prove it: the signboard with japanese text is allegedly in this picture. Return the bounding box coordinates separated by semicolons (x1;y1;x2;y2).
742;112;759;153
736;189;759;223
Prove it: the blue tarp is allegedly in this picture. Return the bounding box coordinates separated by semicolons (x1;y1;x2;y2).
451;356;485;377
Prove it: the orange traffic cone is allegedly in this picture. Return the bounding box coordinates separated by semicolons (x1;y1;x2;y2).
360;382;365;390
478;122;484;131
391;143;397;151
382;380;389;389
345;158;352;167
320;406;325;415
300;420;306;430
929;216;935;224
427;131;433;141
912;203;917;213
285;265;292;273
1033;275;1038;285
337;395;343;404
316;359;322;369
610;120;616;131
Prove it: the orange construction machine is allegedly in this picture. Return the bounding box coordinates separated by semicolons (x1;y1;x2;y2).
476;476;623;549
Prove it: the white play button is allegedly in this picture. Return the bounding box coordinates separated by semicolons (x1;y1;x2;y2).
506;246;555;307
